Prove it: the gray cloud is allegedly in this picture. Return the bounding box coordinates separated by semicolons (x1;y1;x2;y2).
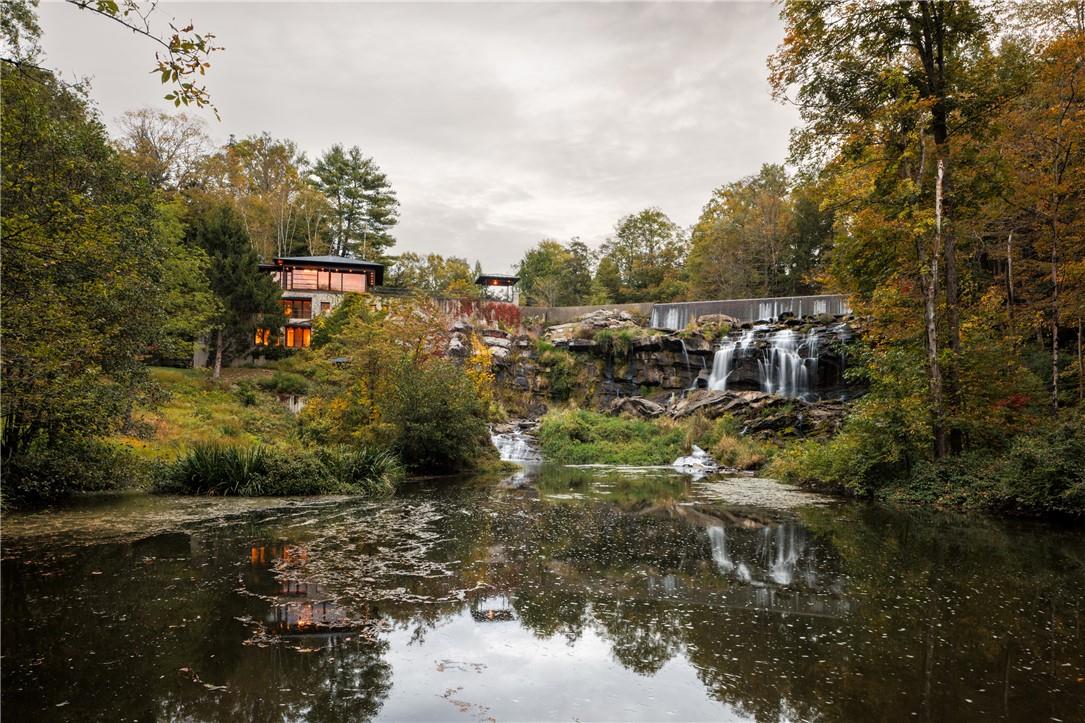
37;1;798;271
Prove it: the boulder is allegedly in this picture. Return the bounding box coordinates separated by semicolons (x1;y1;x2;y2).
483;336;511;349
608;396;666;419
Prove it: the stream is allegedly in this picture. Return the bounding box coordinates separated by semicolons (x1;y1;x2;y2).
2;465;1083;722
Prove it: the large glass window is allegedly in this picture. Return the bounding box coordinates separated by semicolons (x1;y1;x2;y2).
284;326;311;349
283;298;312;318
342;273;365;292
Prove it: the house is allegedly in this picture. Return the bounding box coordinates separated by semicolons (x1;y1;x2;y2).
256;255;385;349
475;273;520;304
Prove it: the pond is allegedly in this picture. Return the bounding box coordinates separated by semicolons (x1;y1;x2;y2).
2;465;1083;722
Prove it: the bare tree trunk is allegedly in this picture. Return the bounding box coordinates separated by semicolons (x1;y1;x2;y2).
939;154;963;454
213;328;224;380
1078;318;1083;402
1006;231;1015;335
925;158;948;459
1051;222;1060;415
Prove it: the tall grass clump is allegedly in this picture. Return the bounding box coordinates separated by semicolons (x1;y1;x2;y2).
538;408;686;465
157;443;403;497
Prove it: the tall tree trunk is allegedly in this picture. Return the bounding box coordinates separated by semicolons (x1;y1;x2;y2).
213;328;223;380
924;158;948;459
1050;221;1060;415
1077;318;1083;402
1005;231;1015;335
939;152;963;454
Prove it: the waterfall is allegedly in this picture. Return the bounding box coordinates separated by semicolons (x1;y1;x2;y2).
707;339;735;391
490;429;541;462
707;329;755;391
758;329;819;399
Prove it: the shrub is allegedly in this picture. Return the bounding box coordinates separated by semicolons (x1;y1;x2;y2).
157;442;403;496
593;328;639;357
259;371;309;396
235;381;258;406
537;344;577;401
385;358;496;473
538;409;686;465
2;437;152;507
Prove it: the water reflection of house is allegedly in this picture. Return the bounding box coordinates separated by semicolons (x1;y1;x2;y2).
247;543;355;636
469;595;516;622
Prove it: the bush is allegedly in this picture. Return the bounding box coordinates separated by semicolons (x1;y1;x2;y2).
259;371;309;396
593;328;639;356
538;409;686;465
157;442;403;496
385;358;496;473
235;381;258;406
881;416;1085;516
2;437;152;507
536;342;577;401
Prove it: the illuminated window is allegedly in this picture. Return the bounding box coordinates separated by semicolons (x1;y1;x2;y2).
283;299;312;318
320;301;332;315
254;328;272;346
284;326;311;349
343;273;365;292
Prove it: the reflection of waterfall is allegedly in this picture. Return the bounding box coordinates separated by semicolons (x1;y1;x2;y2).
490;429;541;462
765;525;803;586
706;522;811;588
707;526;734;572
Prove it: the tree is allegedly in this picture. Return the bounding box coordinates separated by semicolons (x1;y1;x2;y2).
987;31;1085;411
311;144;399;259
0;64;214;498
771;0;994;457
114;108;212;190
1;0;220;113
200;133;328;260
385;252;476;295
184;200;283;378
596;209;687;302
688;164;810;299
514;238;598;306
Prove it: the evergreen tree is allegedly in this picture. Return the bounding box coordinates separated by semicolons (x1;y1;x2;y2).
185;201;283;377
311;144;399;259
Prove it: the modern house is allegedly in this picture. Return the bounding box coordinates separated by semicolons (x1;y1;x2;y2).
475;273;520;304
256;255;385;349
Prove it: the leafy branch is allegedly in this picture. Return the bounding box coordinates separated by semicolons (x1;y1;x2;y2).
65;0;222;117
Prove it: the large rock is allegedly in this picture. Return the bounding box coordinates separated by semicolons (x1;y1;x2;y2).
608;396;666;418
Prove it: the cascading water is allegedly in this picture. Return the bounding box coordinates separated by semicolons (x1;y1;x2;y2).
707;329;755;391
754;328;820;399
706;325;827;398
490;428;542;462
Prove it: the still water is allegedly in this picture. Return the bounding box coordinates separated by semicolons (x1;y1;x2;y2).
2;466;1083;722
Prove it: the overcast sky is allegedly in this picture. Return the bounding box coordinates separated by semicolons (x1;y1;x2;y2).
37;1;799;272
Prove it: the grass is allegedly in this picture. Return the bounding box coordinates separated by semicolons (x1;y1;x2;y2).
116;367;299;460
538;407;776;469
156;443;404;497
539;408;687;465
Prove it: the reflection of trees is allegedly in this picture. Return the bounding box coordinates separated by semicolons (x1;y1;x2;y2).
5;480;1084;723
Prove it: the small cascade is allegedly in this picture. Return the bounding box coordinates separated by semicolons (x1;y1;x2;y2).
706;329;755;392
490;427;541;462
707;339;736;391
